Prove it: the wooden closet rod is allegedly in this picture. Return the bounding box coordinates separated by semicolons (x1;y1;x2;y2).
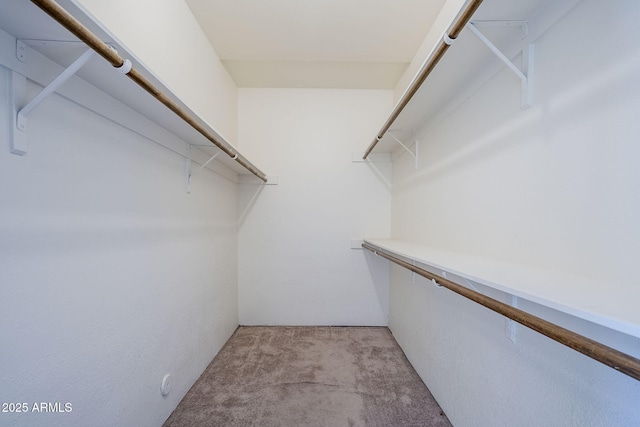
31;0;267;183
362;242;640;382
363;0;484;160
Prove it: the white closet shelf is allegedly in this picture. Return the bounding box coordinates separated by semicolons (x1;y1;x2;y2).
0;0;266;182
365;0;574;156
363;238;640;339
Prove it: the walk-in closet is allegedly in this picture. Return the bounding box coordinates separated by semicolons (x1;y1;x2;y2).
1;0;639;426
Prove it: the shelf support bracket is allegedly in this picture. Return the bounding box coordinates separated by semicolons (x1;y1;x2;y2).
185;146;192;193
467;22;534;109
387;130;419;169
9;71;27;155
469;20;528;39
185;145;222;193
507;295;519;343
11;48;95;155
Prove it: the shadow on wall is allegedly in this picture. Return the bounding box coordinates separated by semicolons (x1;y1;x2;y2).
365;159;392;190
394;46;640;194
364;249;391;319
237;181;265;227
395;102;542;193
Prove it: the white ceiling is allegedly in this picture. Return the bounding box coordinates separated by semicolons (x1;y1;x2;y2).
185;0;448;88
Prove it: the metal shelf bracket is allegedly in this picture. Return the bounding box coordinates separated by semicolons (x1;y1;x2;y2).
185;145;222;193
470;20;529;39
387;130;419;169
467;21;534;109
507;295;519;343
10;48;95;155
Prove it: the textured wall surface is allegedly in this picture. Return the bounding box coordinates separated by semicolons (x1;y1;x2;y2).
76;0;239;144
389;0;640;426
0;60;239;426
237;88;392;326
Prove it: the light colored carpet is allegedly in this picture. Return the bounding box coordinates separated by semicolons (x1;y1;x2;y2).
163;326;451;427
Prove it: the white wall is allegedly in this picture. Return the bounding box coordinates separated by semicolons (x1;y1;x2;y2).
74;0;239;145
393;0;466;103
389;0;640;426
237;89;392;326
0;56;238;427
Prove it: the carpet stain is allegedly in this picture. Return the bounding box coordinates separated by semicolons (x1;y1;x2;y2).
163;326;451;427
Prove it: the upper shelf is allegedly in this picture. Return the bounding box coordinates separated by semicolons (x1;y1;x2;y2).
364;0;570;156
0;0;266;182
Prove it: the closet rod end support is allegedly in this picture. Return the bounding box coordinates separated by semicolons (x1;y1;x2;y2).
443;33;456;46
115;58;132;75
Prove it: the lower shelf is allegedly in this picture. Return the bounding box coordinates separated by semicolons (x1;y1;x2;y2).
363;238;640;339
